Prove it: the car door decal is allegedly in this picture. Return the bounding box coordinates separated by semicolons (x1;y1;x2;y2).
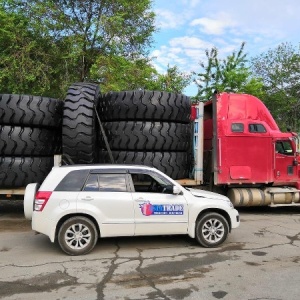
139;201;184;216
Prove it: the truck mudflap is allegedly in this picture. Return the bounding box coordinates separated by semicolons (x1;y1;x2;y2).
228;187;300;207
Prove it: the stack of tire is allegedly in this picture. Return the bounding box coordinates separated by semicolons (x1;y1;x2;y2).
0;83;193;186
62;83;193;179
98;90;193;179
0;94;63;187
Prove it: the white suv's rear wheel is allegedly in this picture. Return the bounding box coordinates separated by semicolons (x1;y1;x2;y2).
58;217;98;255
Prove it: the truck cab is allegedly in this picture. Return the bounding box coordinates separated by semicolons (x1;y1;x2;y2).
202;93;300;206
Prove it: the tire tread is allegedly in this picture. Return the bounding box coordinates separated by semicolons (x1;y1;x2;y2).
62;82;100;164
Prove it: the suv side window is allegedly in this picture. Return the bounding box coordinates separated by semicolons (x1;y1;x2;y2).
131;172;173;194
55;170;89;191
83;173;128;192
83;174;99;191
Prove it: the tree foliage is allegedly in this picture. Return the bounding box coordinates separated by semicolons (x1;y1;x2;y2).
0;8;62;96
90;58;191;94
90;54;157;92
0;0;156;97
146;65;191;94
251;42;300;132
194;42;264;101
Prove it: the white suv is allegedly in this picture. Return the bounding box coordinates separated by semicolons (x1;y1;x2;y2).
24;164;240;255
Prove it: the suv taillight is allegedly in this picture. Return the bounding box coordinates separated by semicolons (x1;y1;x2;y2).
34;191;52;211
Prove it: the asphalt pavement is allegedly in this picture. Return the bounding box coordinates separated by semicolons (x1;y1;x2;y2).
0;200;300;300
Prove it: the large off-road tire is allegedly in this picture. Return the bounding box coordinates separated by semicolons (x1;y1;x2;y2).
98;151;192;179
0;125;61;156
99;90;191;123
0;94;63;128
195;213;229;247
101;121;192;151
58;216;98;256
0;156;54;188
62;82;100;164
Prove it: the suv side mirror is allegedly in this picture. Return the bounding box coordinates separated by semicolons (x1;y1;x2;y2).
173;186;182;195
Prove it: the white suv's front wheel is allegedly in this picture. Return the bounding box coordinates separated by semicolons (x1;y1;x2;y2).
58;217;98;255
195;213;229;247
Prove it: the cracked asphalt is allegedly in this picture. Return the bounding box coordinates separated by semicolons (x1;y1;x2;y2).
0;201;300;300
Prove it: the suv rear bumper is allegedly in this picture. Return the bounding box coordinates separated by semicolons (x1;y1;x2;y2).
32;212;56;242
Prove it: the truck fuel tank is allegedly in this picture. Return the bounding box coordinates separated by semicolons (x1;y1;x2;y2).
228;187;300;207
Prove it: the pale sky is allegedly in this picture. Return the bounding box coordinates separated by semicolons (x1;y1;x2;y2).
151;0;300;96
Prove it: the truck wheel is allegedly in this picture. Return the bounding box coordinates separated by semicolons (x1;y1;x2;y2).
58;216;98;256
101;121;192;151
62;82;100;164
0;156;54;188
24;183;39;220
0;126;61;156
195;213;229;247
98;150;192;179
0;94;63;128
99;90;191;123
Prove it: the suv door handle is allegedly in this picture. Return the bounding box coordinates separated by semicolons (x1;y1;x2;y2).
135;197;145;202
81;196;94;201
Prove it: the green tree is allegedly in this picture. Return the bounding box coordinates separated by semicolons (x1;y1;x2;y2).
9;0;155;79
251;42;300;132
194;43;264;101
0;8;63;96
147;65;191;94
90;54;157;92
1;0;156;97
91;57;191;94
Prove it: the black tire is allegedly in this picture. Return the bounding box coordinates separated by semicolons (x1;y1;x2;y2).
98;151;192;179
99;90;191;123
0;94;63;128
0;156;54;188
195;213;229;247
58;216;98;255
101;121;192;151
62;82;100;164
0;125;61;156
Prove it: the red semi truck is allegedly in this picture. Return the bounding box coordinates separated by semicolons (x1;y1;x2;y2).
180;92;300;206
